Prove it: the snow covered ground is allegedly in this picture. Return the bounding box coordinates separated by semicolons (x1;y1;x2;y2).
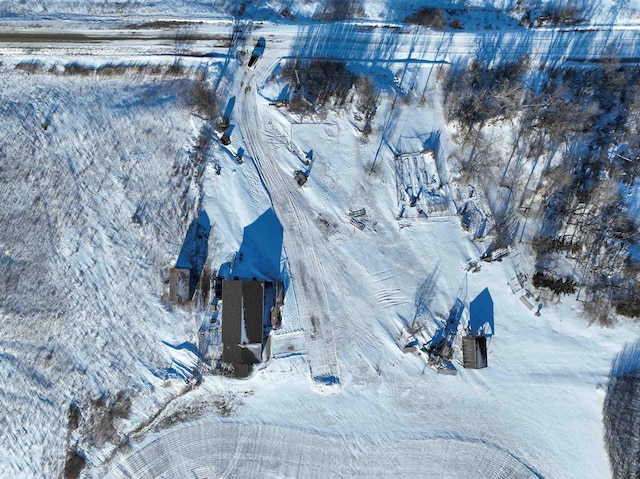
1;3;640;478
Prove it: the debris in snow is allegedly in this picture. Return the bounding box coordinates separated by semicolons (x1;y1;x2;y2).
350;217;366;230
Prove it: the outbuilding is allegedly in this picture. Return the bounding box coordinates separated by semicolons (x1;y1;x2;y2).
462;335;488;369
221;279;275;378
169;267;192;303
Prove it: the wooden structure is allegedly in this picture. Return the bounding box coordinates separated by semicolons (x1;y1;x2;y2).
270;282;284;329
462;335;488;369
169;267;192;303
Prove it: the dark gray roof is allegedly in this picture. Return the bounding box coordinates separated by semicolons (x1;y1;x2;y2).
462;335;488;369
221;280;265;371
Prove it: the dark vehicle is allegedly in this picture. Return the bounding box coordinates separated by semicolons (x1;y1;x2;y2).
294;170;308;186
235;147;245;164
248;37;266;68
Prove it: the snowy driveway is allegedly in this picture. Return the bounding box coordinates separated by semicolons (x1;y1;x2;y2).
106;419;541;479
0;18;639;63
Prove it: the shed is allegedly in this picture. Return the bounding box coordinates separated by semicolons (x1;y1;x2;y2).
295;170;308;186
462;335;488;369
169;267;192;303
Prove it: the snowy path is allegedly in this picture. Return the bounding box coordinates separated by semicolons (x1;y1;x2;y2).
0;19;639;64
106;419;541;479
239;80;341;385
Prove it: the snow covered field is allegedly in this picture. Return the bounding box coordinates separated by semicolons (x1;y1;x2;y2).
1;2;640;478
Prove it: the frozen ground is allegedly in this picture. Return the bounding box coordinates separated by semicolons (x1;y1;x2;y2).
0;3;639;479
1;0;640;26
106;418;541;478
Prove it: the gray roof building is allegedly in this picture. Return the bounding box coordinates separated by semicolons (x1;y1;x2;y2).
221;280;267;378
462;335;488;369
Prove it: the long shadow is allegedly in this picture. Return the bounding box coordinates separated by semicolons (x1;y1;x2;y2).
288;21;400;65
176;210;210;299
469;288;494;337
429;298;464;349
223;96;236;121
211;19;247;97
248;37;266;67
603;341;640;478
473;29;534;66
219;208;284;282
423;130;441;153
162;340;199;355
414;265;441;322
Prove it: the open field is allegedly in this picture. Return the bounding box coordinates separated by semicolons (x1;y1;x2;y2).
1;2;640;478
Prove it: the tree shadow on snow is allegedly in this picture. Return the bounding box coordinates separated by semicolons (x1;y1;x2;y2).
603;340;640;479
223;96;235;121
610;341;640;378
176;210;210;299
428;298;465;348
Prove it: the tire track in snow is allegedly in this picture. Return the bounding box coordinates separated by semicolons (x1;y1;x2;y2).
219;435;247;479
239;81;341;387
106;418;544;479
374;288;410;309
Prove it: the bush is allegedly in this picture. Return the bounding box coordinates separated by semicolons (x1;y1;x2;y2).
533;5;585;26
405;7;447;30
282;59;357;112
613;284;640;318
532;236;581;255
442;56;529;130
315;0;364;21
615;299;640;318
449;18;464;29
189;82;217;119
532;272;577;295
355;75;377;117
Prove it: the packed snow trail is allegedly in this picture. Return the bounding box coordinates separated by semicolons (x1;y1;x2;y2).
105;419;542;479
1;19;640;64
239;80;341;386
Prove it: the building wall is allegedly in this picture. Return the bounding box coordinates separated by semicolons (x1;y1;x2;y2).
169;267;191;303
462;336;488;369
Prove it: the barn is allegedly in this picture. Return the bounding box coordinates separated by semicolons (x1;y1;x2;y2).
221;279;276;378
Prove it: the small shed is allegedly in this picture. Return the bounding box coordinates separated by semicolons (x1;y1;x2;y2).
294;170;308;186
169;267;192;303
462;335;488;369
